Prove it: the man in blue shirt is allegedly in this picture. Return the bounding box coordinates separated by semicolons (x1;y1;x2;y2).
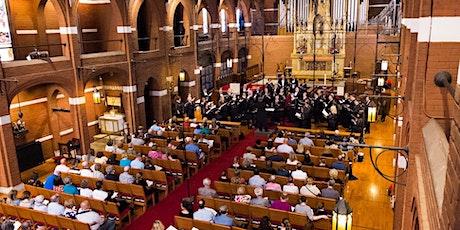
248;169;266;188
44;172;60;190
130;155;145;169
213;205;233;226
193;199;215;222
149;120;162;132
185;137;204;159
331;155;347;171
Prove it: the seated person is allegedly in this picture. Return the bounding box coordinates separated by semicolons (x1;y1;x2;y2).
106;154;119;165
299;132;314;146
329;168;343;184
92;181;109;201
276;139;294;154
198;178;217;197
134;172;153;194
19;191;34;208
286;153;300;166
219;171;230;183
148;145;165;159
75;200;105;230
331;155;347;171
193;125;202;134
270;193;291;211
47;194;64;216
104;165;119;181
321;180;341;200
44;171;62;190
148;120;162;133
295;196;329;221
32;195;47;212
291;163;308;180
63;177;79;195
267;152;285;162
91;163;105;180
274;133;285;144
104;140;116;152
233;186;251;204
54;158;70;174
230;169;246;184
300;177;321;197
63;199;77;219
179;198;194;218
119;154;131;167
213;205;234;226
79;179;93;198
6;190;20;206
264;141;276;152
253;139;265;150
282;177;299;194
94;152;108;165
185;137;204;159
242;151;257;163
250;187;270;207
130;155;145;169
265;175;282;191
119;166;135;184
79;161;93;178
276;165;291;177
248;169;266;188
193;199;215;222
303;151;315;166
26;172;44;187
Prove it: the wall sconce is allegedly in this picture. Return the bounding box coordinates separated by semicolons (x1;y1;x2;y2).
92;88;101;104
179;70;186;82
377;77;385;87
332;199;353;230
367;101;377;123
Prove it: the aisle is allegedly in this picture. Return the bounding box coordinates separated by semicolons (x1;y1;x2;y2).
126;131;257;229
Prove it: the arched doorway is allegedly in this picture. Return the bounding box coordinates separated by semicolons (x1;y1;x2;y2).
9;84;73;172
238;47;248;74
198;51;215;96
83;69;129;141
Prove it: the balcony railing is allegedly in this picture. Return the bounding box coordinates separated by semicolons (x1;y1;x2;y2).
0;43;66;61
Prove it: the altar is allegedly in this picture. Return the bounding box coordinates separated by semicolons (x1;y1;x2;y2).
98;112;125;134
288;0;346;81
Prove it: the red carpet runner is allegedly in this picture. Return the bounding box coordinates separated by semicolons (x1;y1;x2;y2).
126;131;257;229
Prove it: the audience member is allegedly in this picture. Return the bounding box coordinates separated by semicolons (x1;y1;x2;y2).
259;216;274;230
47;194;65;216
277;139;294;154
130;155;145;169
198;178;217;197
92;181;109;201
119;154;132;167
19;191;34;208
219;171;230;182
262;160;277;174
321;180;340;200
94;152;108;165
32;195;47;212
79;179;93;198
230;169;245;184
265;175;282;192
106;154;119;165
286;153;300;165
253;139;265;150
300;177;321;197
270;193;291;211
63;177;79;195
233;186;251;204
280;218;292;230
54;158;70;174
295;196;329;222
80;161;93;178
179;198;194;218
92;163;105;180
104;140;116;152
283;177;299;194
248;169;266;188
119;166;135;184
148;145;165;159
329;168;342;184
250;187;270;207
267;152;285;162
213;205;233;226
6;190;20;206
151;220;166;230
75;200;105;230
26;172;43;187
193;199;215;222
105;165;119;181
274;133;285;144
276;165;291;177
63;199;77;219
331;155;347;171
291;163;308;180
185;137;204;159
299;132;314;146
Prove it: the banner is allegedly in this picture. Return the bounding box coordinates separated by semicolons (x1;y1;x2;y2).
0;0;13;61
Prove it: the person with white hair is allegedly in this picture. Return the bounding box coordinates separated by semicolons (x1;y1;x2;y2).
54;158;70;174
119;166;134;184
76;200;105;230
47;194;64;216
32;195;48;212
250;187;270;207
130;154;145;169
299;132;314;146
300;177;321;197
198;178;217;197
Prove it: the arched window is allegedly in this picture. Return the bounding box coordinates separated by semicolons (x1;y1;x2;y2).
236;8;244;32
173;3;186;47
220;50;233;80
202;8;209;34
220;9;227;33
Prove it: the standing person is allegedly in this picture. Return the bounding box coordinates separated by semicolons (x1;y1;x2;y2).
255;96;268;132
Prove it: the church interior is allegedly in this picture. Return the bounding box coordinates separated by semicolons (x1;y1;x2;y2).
0;0;457;229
